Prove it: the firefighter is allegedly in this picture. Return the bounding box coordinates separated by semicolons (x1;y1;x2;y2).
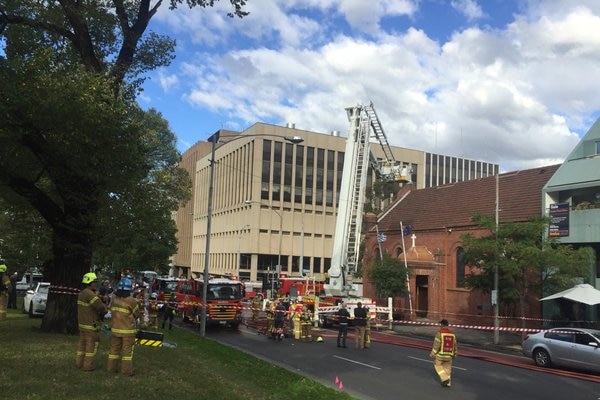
300;305;313;341
146;292;159;330
430;319;458;387
0;263;12;321
273;300;287;340
107;277;141;377
291;300;304;340
76;272;107;371
251;293;263;321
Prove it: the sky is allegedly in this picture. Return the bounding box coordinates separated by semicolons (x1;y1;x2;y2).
139;0;600;172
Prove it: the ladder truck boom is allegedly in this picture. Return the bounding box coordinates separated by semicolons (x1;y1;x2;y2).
324;102;409;297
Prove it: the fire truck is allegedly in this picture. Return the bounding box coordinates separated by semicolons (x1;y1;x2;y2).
318;102;409;326
152;276;245;328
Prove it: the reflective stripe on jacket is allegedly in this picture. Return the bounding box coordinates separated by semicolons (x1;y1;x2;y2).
77;287;107;332
110;295;141;337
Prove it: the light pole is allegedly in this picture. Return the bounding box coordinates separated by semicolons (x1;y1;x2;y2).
244;200;282;299
237;224;250;279
200;132;303;337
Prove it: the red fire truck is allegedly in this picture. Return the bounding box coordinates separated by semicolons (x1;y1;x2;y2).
151;276;245;328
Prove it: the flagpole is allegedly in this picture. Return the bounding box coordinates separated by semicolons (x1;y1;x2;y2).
400;221;414;319
375;225;383;259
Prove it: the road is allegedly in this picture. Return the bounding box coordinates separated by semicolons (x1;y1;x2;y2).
202;324;600;400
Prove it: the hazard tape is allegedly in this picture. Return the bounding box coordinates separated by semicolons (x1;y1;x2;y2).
48;285;80;296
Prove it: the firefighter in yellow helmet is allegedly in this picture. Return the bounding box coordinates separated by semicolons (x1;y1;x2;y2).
107;277;141;376
0;263;12;321
76;272;107;371
430;319;458;387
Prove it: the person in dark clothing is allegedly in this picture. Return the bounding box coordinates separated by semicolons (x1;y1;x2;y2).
162;293;177;330
353;302;368;349
336;303;350;348
273;300;287;340
8;272;18;309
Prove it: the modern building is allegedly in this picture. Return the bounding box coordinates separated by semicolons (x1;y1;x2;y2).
542;118;600;321
173;122;499;288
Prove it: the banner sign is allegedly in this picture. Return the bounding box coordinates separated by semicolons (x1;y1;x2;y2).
549;202;569;237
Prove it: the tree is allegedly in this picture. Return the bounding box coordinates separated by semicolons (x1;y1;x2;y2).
0;198;52;274
367;254;409;299
460;214;591;328
0;1;246;333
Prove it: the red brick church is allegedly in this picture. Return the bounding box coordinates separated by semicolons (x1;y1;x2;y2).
362;164;559;328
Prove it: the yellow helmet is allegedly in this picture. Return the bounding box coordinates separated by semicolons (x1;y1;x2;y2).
0;264;6;273
82;272;98;284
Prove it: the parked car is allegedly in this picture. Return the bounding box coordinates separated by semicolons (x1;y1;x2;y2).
16;273;44;294
23;282;50;317
522;327;600;373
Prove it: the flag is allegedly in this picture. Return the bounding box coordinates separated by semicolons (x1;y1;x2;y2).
377;233;387;243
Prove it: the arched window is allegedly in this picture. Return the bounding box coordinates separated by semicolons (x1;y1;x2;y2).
396;247;403;257
456;247;465;288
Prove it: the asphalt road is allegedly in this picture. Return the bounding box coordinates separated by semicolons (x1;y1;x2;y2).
203;325;600;400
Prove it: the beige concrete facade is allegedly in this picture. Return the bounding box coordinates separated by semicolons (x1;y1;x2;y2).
174;122;498;285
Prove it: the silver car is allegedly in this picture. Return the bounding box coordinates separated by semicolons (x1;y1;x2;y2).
522;327;600;373
23;282;50;317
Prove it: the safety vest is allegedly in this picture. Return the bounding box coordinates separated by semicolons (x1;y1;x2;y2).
438;331;457;357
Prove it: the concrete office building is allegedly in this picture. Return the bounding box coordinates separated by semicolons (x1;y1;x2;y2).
173;122;499;285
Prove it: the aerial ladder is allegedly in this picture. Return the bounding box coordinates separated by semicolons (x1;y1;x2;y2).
324;102;410;297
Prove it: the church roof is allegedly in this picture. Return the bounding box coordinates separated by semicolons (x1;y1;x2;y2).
377;164;560;232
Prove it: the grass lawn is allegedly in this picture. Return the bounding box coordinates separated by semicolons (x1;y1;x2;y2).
1;309;355;400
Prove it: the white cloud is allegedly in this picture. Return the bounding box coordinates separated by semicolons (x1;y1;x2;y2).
451;0;485;21
158;70;180;92
150;0;600;171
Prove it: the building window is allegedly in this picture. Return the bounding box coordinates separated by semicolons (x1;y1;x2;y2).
316;148;324;205
326;150;334;207
456;247;465;288
272;141;282;201
305;147;314;204
284;143;293;202
261;140;271;200
294;145;304;204
336;151;344;206
396;247;403;257
596;141;600;154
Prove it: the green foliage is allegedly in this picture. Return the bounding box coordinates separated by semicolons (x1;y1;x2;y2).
367;254;409;298
461;214;591;314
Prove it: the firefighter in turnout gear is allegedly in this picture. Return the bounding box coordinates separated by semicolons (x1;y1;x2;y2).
0;263;12;321
300;306;313;341
76;272;107;371
107;278;141;376
430;319;458;387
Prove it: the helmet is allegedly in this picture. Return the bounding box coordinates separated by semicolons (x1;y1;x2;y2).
150;292;158;299
118;277;133;291
316;336;324;343
0;264;7;273
82;272;98;284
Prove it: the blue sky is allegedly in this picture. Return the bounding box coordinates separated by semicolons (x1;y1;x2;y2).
139;0;600;171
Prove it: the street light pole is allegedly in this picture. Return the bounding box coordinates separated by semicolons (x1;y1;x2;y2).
237;224;250;279
200;133;303;337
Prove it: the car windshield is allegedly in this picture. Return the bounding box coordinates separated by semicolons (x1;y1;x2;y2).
38;286;49;295
206;284;242;300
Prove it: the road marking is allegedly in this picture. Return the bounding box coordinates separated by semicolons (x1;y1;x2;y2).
407;356;467;371
333;355;382;370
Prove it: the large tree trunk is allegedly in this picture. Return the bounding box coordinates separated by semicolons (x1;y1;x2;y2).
41;211;96;334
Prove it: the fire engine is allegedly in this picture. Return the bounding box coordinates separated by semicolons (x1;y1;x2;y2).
152;276;245;329
318;102;409;325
